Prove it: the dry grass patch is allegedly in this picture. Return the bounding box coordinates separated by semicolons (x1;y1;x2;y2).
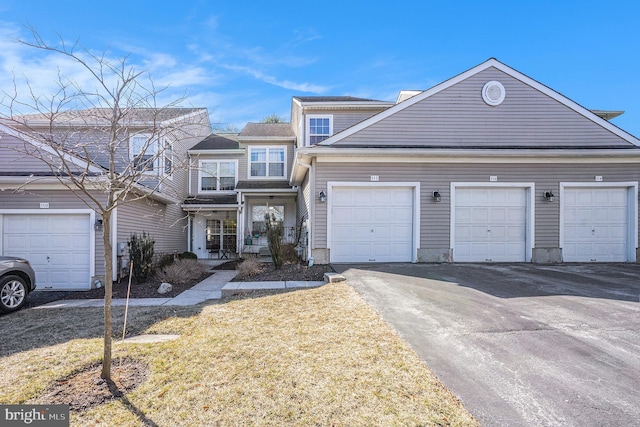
0;283;478;426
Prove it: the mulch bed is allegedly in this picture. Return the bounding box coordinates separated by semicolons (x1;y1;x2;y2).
24;260;333;308
29;359;148;412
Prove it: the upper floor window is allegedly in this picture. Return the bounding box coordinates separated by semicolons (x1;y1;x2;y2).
163;140;173;178
199;160;237;192
307;115;333;145
130;134;157;173
249;146;286;178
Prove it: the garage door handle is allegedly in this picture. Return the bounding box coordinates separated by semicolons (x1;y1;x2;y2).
47;256;50;262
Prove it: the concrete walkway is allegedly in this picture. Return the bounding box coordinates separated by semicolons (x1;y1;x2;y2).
35;270;327;309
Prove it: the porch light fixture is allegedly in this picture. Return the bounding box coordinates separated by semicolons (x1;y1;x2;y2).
94;218;103;231
432;191;442;202
319;190;327;203
543;191;555;202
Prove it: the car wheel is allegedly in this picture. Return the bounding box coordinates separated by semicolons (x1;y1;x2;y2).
0;275;28;313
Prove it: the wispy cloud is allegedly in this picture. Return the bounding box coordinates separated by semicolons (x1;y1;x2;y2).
222;63;328;93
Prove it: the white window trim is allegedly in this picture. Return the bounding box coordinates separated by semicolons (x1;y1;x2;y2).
130;133;159;175
198;159;239;194
248;146;287;180
306;115;333;146
162;139;174;180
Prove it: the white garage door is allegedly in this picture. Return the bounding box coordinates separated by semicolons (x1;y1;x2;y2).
2;214;91;290
562;188;629;262
454;187;527;262
330;187;414;262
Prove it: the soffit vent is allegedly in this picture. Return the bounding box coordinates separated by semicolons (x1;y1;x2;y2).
482;81;505;106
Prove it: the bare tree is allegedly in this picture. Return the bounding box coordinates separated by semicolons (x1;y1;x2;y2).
0;29;206;379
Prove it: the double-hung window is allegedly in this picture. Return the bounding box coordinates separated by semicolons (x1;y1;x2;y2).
163;140;173;177
307;115;333;145
200;160;237;192
249;146;286;178
130;134;157;173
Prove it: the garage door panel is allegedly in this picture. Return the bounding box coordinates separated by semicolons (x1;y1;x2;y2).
455;225;471;239
456;208;471;222
352;208;372;222
489;209;506;222
470;208;489;222
331;187;414;263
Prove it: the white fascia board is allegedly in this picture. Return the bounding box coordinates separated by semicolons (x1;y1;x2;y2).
302;147;640;163
318;58;640;147
181;204;241;211
0;124;106;174
237;188;297;194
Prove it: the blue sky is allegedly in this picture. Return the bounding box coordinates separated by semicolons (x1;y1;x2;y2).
1;0;639;137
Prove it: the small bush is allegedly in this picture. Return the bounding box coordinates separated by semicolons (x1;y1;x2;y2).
156;259;209;285
236;255;262;278
265;213;284;269
156;253;176;270
128;232;155;282
178;251;198;260
282;243;300;263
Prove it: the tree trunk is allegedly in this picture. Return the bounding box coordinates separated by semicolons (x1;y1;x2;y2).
100;210;113;379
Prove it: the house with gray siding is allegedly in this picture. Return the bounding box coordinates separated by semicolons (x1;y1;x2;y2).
290;58;640;264
1;58;639;292
0;108;211;290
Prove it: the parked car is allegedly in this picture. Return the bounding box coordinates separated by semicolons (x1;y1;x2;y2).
0;256;37;313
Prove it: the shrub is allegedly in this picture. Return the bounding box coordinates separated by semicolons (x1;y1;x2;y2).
178;251;198;260
282;243;300;263
156;259;209;285
265;212;284;269
236;255;262;278
156;253;176;270
128;232;155;282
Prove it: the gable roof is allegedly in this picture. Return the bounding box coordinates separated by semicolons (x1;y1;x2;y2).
317;58;640;148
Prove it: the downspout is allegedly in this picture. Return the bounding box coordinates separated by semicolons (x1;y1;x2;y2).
296;159;313;263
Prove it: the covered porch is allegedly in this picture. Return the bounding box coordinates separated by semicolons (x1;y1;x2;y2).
182;195;241;260
237;182;298;257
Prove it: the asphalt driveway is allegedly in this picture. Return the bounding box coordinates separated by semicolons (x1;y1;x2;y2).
333;263;640;427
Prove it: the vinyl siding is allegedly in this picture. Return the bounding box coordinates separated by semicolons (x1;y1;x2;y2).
0;133;88;173
335;68;634;149
314;162;640;252
296;110;386;146
117;198;188;256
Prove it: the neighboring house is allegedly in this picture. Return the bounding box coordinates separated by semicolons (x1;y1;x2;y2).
2;58;639;292
0;108;211;290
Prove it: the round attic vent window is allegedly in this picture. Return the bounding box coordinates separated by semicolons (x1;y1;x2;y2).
482;81;505;106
